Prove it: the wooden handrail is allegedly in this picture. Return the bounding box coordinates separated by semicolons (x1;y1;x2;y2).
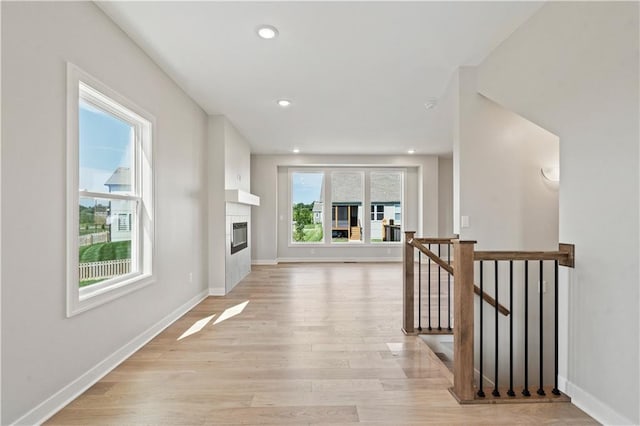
474;286;510;316
408;238;454;274
474;251;567;261
414;237;456;244
474;244;575;267
408;238;510;316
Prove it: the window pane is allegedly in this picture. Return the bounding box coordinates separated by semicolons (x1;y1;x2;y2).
331;172;363;243
370;171;402;242
291;172;324;243
79;99;134;194
79;196;135;287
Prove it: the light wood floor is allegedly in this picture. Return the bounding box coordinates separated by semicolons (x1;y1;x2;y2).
48;263;596;425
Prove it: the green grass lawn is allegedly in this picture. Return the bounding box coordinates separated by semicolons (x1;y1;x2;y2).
79;240;131;263
302;224;323;242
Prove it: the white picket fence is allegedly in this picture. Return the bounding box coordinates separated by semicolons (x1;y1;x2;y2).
79;232;109;247
79;259;131;281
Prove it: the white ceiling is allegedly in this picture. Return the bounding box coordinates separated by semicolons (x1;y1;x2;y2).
98;1;543;155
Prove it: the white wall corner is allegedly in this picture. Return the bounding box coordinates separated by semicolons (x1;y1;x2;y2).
10;289;209;426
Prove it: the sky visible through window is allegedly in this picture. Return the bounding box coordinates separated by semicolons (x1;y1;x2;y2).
292;172;323;204
79;100;132;200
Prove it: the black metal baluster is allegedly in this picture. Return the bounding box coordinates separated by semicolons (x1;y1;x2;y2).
428;244;432;331
537;261;546;396
523;261;531;397
438;244;442;331
492;260;500;397
552;260;561;396
478;261;485;398
418;252;422;331
447;243;452;331
507;261;515;397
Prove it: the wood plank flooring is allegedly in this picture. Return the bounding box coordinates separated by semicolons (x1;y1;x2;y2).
47;263;595;425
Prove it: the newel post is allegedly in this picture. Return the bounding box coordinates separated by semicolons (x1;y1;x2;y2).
402;231;416;334
451;240;477;402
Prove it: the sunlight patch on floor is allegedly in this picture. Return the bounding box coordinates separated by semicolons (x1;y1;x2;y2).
177;314;215;340
213;300;249;325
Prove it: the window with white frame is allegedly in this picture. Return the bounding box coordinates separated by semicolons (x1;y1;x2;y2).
288;167;404;245
67;64;154;316
291;171;324;243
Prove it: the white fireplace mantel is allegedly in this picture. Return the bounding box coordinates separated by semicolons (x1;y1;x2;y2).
225;189;260;206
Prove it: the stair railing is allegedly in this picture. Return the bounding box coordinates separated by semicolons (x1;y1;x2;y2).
403;232;575;404
403;232;509;336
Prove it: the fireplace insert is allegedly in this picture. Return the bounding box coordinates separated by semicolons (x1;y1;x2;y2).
231;222;248;254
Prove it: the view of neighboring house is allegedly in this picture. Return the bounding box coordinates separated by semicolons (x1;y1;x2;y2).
312;201;323;224
104;167;132;243
370;171;402;242
330;172;363;242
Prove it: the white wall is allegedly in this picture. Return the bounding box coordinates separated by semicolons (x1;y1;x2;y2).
224;120;251;192
456;67;559;250
251;154;439;263
1;3;209;424
437;156;454;237
207;116;226;295
477;2;639;424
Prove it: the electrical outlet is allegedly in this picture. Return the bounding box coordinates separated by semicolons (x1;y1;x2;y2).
189;272;193;283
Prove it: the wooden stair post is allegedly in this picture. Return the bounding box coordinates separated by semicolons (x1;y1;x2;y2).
403;231;415;334
451;240;477;402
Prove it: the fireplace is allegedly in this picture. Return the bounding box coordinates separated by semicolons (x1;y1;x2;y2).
231;222;248;254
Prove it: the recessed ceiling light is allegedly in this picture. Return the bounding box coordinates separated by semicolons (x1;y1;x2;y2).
292;148;300;154
424;99;438;110
408;149;416;154
277;99;291;107
257;25;278;39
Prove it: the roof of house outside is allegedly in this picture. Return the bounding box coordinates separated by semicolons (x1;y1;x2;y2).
312;201;323;212
330;171;402;203
105;167;131;187
331;172;363;202
371;172;401;203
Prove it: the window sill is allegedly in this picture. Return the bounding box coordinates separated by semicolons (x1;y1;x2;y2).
287;242;403;248
68;273;154;317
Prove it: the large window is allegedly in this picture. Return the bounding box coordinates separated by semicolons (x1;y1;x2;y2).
288;168;404;245
67;64;154;316
291;171;324;243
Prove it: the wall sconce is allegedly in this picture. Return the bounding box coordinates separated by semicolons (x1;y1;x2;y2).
540;166;560;183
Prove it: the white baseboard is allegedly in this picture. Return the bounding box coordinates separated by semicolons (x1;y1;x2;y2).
209;287;226;296
252;259;278;265
12;289;209;426
560;376;635;425
277;257;402;263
